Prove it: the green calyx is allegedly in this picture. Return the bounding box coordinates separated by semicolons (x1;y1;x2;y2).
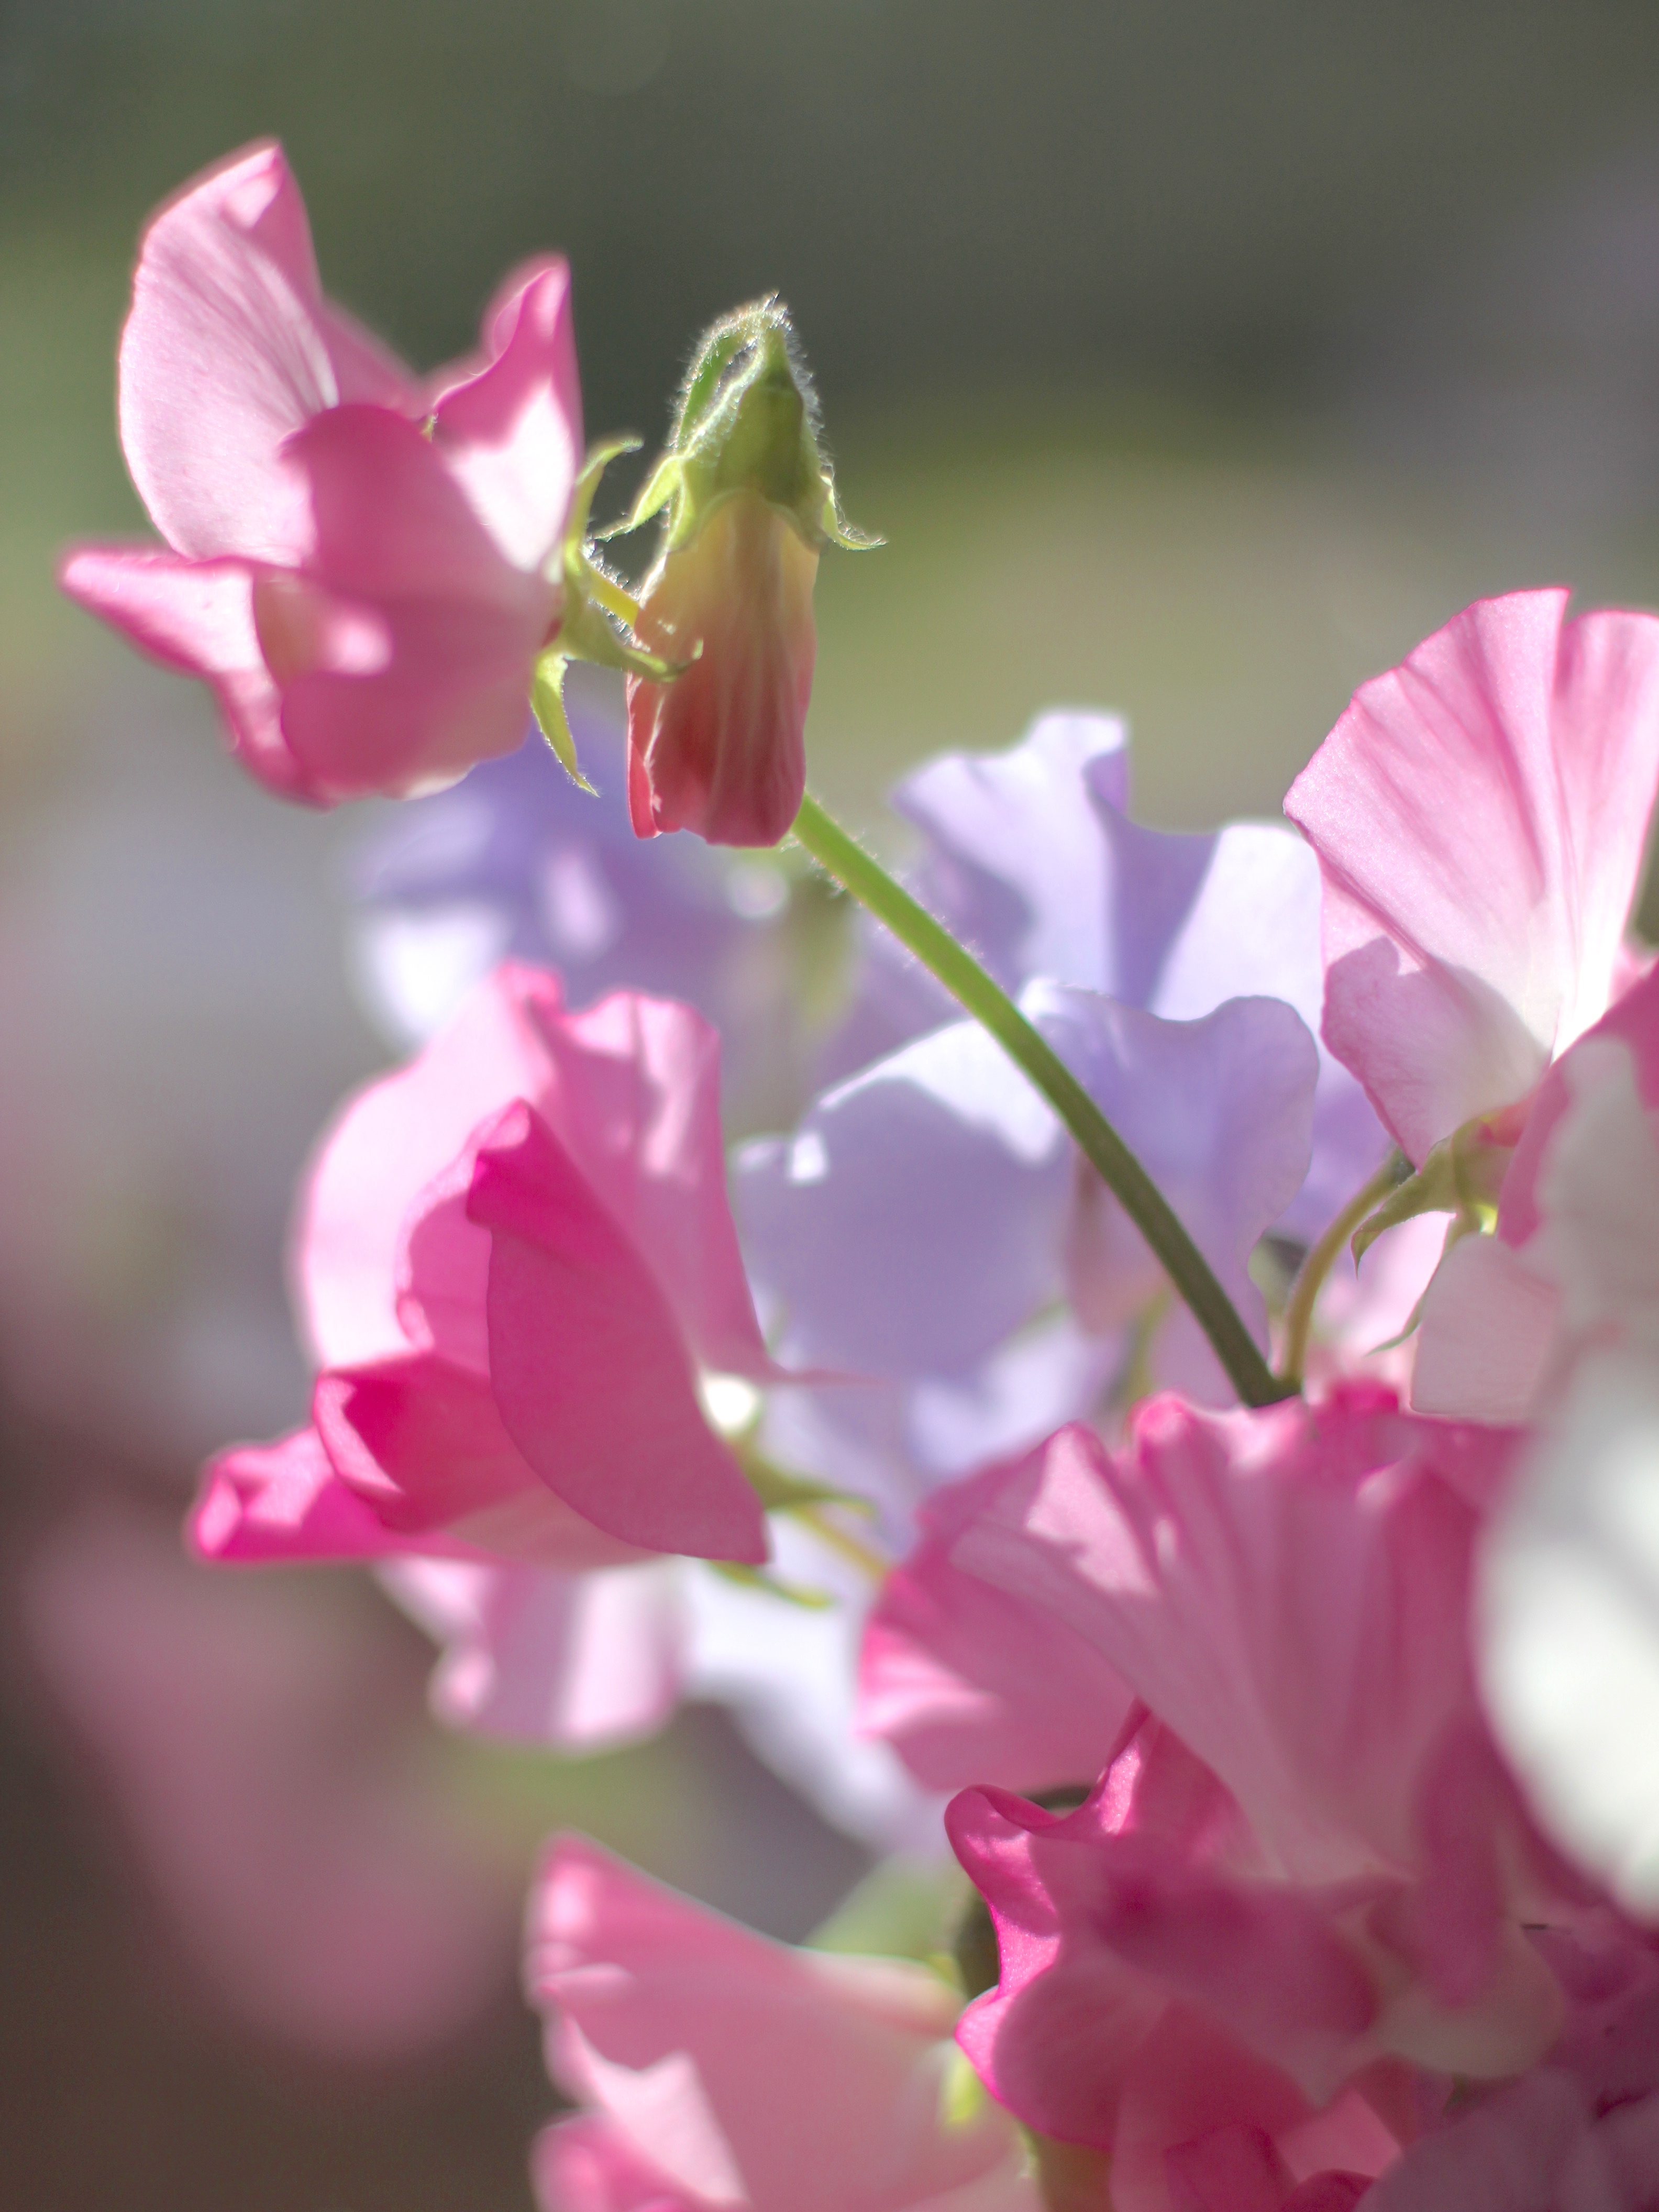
612;298;878;558
531;438;684;790
1351;1109;1522;1265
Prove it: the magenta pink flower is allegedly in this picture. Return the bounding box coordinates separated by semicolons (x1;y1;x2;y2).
1285;590;1659;1166
931;1391;1580;2205
195;962;769;1566
526;1834;1035;2212
950;1718;1406;2212
60;142;582;804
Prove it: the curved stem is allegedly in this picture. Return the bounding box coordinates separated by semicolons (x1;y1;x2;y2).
1277;1153;1409;1388
789;791;1293;1410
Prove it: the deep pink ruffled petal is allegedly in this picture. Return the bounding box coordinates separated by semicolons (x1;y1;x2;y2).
57;544;318;801
312;1354;648;1569
949;1745;1377;2129
468;1101;767;1562
1286;590;1659;1162
858;1440;1134;1795
433;258;582;572
119;141;337;565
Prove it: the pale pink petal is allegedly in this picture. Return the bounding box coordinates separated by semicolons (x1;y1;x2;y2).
119;141;339;565
312;1354;650;1568
1286;590;1659;1162
528;1837;1015;2212
384;1557;685;1748
433;258;582;572
1497;962;1659;1248
533;2115;698;2211
57;544;316;801
859;1447;1134;1795
1410;1236;1560;1424
469;1101;767;1562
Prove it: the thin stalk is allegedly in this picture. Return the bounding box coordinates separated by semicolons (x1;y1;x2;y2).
1277;1154;1409;1388
789;791;1292;1410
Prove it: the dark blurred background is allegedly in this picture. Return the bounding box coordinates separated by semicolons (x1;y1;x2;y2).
8;3;1659;2204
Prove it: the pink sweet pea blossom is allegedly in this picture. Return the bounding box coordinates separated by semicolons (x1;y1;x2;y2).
195;961;769;1568
949;1718;1406;2212
526;1834;1036;2212
625;490;819;847
60;141;582;804
1285;590;1659;1168
927;1395;1582;2207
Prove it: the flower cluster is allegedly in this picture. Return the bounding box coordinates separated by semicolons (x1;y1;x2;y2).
61;145;1659;2212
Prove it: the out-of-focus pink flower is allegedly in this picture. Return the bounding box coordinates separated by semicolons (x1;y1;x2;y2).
1285;590;1659;1167
195;961;769;1567
625;490;819;847
20;1504;515;2060
60;141;582;804
526;1834;1037;2212
857;1438;1135;1797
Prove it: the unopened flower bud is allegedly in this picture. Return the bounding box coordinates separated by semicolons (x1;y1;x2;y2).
621;300;873;847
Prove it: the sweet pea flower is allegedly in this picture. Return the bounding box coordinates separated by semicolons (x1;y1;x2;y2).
926;1393;1577;2180
526;1834;1037;2212
1285;589;1659;1170
194;960;769;1569
61;141;582;804
738;977;1319;1476
823;707;1388;1245
948;1717;1407;2212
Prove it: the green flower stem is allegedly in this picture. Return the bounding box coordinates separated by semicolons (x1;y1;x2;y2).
1276;1153;1409;1389
789;791;1294;1410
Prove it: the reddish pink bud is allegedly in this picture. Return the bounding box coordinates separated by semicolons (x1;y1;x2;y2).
625;490;819;847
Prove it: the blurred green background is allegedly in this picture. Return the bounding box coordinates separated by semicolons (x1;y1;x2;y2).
9;3;1659;2206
